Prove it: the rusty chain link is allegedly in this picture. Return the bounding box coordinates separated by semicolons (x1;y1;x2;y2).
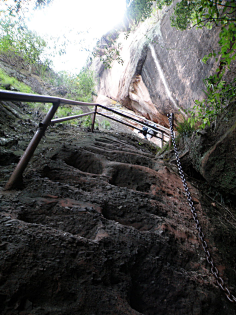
167;113;236;303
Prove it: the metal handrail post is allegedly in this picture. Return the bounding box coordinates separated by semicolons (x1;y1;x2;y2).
168;113;174;149
4;101;60;190
91;105;97;132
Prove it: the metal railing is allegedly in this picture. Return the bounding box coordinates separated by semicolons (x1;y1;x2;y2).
0;90;170;190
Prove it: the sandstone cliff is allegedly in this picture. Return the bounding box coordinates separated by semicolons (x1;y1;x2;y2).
94;4;221;125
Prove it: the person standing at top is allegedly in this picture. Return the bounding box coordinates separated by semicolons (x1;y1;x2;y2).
139;126;148;139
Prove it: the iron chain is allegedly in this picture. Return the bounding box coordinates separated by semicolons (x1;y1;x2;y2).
167;113;236;303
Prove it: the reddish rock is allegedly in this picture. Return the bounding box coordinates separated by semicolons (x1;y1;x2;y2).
1;127;236;314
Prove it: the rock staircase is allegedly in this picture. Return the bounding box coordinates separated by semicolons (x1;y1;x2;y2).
1;125;235;314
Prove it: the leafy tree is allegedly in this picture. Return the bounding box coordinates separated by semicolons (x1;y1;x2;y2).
170;0;236;30
92;32;124;69
170;0;236;71
76;67;95;102
126;0;172;24
4;0;53;16
52;68;95;102
126;0;153;24
0;14;52;74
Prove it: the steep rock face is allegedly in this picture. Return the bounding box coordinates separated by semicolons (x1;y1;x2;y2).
0;59;49;95
200;122;236;195
0;57;68;97
182;104;236;196
95;4;220;124
128;75;168;126
1;122;236;314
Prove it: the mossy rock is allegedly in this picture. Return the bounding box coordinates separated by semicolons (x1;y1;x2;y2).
188;103;236;196
200;120;236;195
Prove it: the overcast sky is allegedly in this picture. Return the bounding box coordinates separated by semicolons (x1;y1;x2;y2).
26;0;127;73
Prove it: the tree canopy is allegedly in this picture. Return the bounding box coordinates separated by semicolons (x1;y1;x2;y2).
3;0;52;15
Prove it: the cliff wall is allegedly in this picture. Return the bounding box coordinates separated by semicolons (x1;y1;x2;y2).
94;4;221;125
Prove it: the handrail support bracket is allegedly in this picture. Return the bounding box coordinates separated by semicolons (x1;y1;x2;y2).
4;101;60;190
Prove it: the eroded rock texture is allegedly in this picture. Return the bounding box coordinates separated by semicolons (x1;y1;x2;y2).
94;4;221;124
1;123;236;314
185;104;236;196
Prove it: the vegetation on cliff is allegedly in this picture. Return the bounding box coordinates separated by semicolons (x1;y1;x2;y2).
1;0;235;130
126;0;236;129
0;15;53;76
93;1;235;130
0;8;96;125
2;0;52;16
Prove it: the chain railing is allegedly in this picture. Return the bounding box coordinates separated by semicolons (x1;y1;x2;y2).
167;113;236;303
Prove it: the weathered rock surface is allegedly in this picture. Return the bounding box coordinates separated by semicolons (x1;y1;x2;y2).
200;123;236;195
1;113;236;314
0;57;69;97
183;104;236;196
94;3;221;124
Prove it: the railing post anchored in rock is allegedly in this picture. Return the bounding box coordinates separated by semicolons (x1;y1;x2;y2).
4;101;60;190
91;104;97;132
167;113;174;149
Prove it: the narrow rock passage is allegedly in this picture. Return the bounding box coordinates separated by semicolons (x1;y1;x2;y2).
0;126;235;314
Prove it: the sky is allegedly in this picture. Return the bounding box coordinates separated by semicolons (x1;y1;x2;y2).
26;0;127;73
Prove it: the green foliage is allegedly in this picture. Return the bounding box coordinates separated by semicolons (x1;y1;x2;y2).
127;0;153;24
156;0;172;10
42;67;96;126
188;77;236;129
55;108;92;127
76;68;96;102
170;0;195;30
169;0;236;129
80;114;92;128
100;120;111;130
218;22;236;67
170;0;236;30
176;118;195;137
126;0;172;24
170;0;236;70
0;14;52;74
0;68;33;93
50;67;95;102
92;33;124;69
55;106;73;118
35;104;95;127
5;0;52;16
